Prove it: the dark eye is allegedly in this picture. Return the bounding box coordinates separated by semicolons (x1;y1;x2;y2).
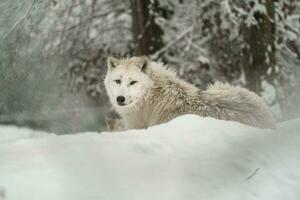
130;81;137;85
115;79;121;84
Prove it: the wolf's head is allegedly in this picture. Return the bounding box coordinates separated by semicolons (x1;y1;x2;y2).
104;56;153;112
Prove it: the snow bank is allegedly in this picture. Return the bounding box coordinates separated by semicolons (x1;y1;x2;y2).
0;115;299;200
0;126;50;143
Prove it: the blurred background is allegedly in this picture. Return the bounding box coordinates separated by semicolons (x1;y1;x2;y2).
0;0;299;134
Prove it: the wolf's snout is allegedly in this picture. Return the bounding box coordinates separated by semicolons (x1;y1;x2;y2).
116;96;126;105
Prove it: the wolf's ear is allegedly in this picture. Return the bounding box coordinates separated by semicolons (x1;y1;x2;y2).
107;57;120;70
136;56;149;73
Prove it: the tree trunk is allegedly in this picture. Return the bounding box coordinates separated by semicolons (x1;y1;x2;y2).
243;0;276;93
130;0;164;55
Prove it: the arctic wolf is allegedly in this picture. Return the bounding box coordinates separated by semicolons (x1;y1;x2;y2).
104;56;276;130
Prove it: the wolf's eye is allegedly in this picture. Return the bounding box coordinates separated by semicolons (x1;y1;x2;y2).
115;79;121;84
129;81;137;86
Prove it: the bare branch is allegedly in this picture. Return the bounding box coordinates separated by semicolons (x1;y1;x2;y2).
151;26;193;59
1;0;38;41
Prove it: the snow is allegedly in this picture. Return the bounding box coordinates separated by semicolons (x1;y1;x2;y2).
0;115;300;200
261;80;282;119
0;126;50;144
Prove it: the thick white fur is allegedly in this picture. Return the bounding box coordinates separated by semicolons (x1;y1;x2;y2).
104;57;276;130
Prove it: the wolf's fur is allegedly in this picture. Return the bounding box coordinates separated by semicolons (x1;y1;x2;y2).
104;56;276;130
105;108;124;132
105;117;124;132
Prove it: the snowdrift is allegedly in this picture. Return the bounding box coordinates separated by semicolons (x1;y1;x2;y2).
0;115;300;200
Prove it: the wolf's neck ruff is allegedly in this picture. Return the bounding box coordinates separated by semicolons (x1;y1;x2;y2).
104;56;276;130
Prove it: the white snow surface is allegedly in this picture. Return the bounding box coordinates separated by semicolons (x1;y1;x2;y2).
0;126;51;143
0;115;300;200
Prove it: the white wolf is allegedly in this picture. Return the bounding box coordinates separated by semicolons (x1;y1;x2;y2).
104;56;276;130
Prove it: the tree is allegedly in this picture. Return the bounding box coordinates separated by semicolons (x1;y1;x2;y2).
242;0;276;93
130;0;164;55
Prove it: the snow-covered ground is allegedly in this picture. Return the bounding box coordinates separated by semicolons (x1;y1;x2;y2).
0;115;299;200
0;126;51;144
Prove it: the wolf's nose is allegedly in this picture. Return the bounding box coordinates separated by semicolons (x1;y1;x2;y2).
116;96;125;103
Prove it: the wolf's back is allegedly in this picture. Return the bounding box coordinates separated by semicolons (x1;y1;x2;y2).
203;82;276;129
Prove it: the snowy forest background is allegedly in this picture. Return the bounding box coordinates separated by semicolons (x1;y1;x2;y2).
0;0;299;134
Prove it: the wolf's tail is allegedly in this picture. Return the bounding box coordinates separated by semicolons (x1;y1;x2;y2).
204;82;276;129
